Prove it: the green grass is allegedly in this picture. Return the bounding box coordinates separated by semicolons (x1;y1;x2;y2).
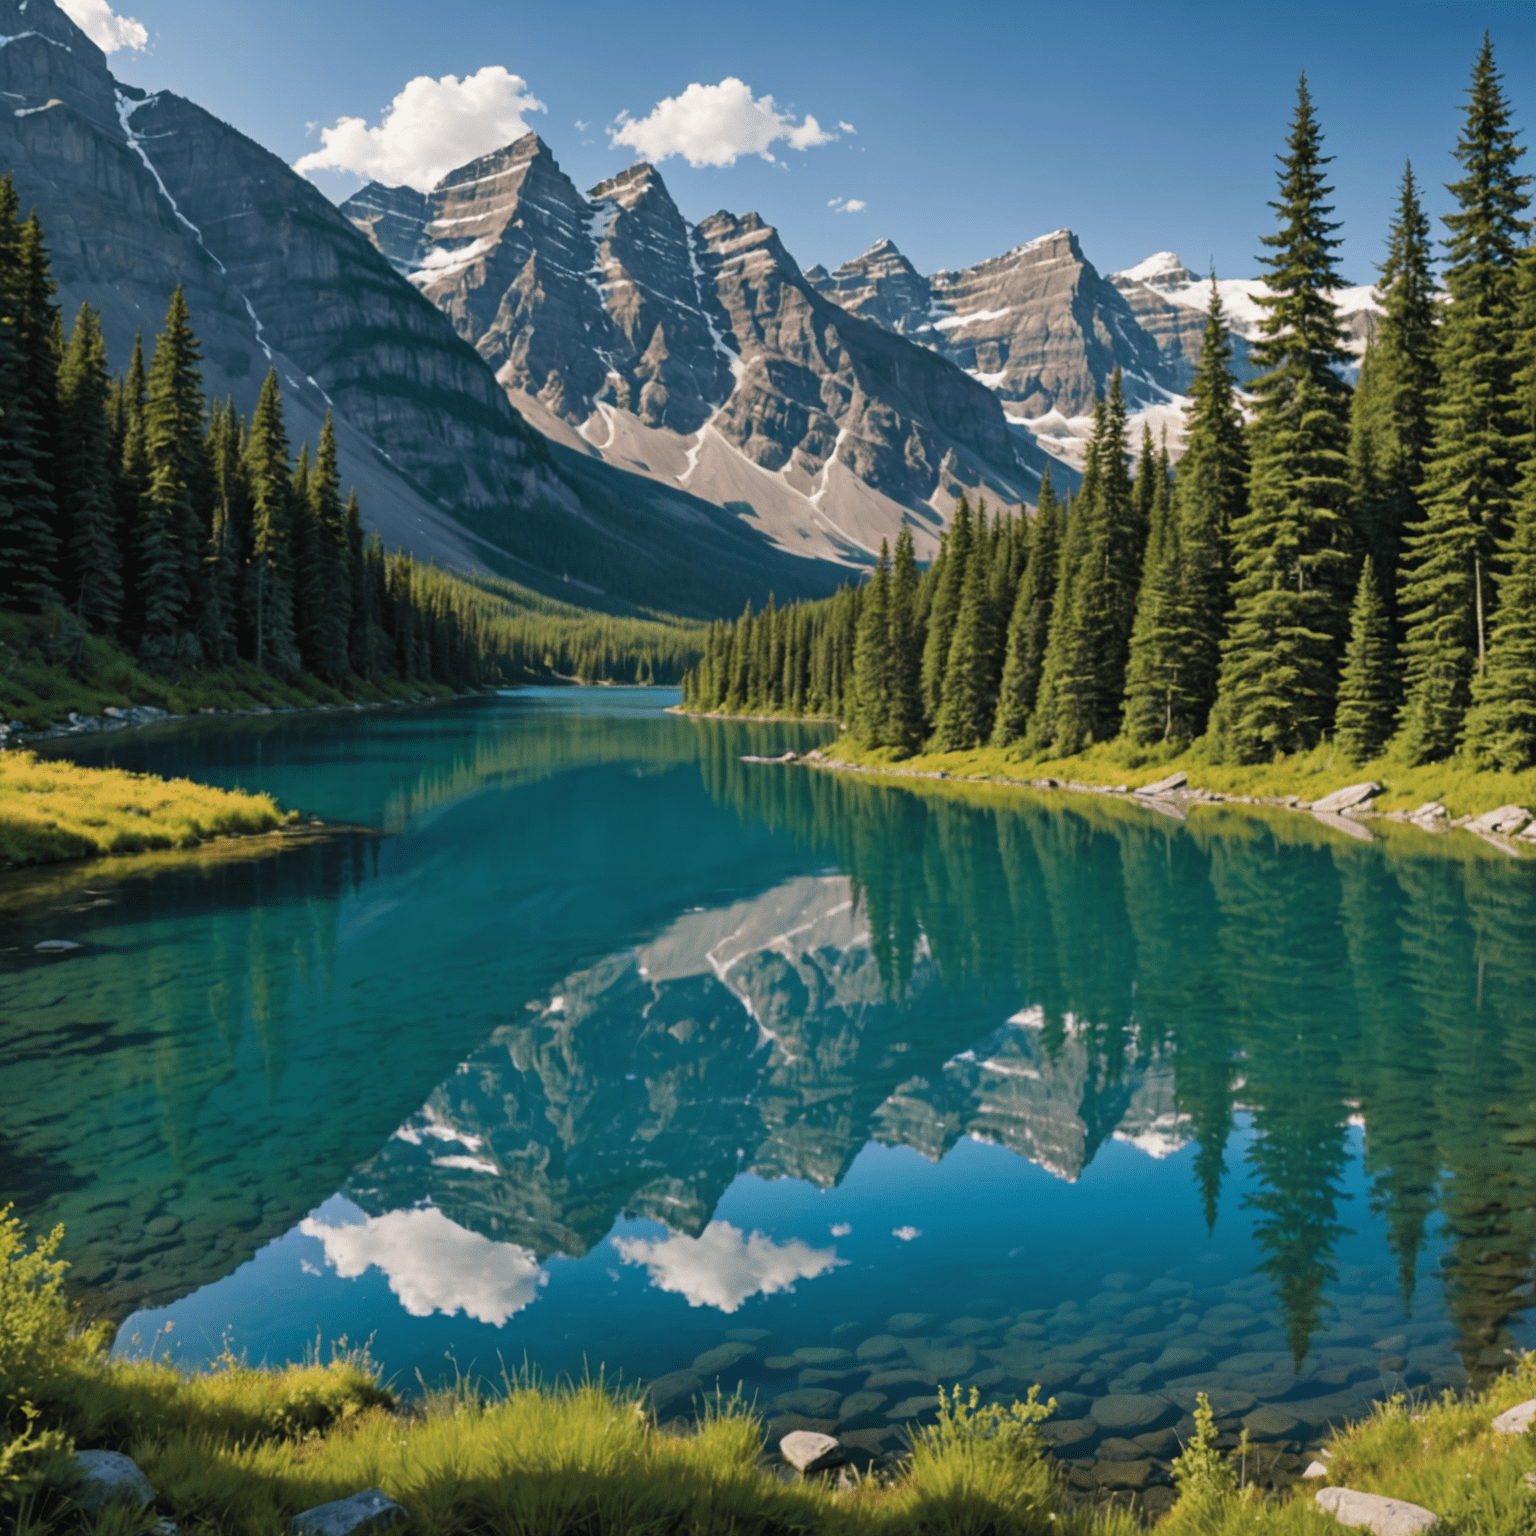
0;750;290;868
824;734;1536;823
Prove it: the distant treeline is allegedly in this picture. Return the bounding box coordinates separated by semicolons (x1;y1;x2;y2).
686;43;1536;773
0;182;703;693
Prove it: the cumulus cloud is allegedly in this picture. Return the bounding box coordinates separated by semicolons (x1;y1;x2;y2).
294;66;546;194
610;78;839;168
827;197;866;214
57;0;147;51
301;1206;547;1326
612;1220;844;1312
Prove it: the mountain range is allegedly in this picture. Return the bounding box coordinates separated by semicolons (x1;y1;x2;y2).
1;0;1382;617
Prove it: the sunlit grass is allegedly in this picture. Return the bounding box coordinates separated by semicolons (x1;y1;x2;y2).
0;750;289;866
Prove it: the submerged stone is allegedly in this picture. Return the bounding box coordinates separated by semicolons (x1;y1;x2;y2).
1091;1394;1177;1431
692;1341;755;1374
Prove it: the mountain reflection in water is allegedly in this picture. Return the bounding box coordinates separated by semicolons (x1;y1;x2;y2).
3;692;1535;1424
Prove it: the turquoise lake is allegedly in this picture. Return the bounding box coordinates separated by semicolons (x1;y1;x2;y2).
4;688;1536;1494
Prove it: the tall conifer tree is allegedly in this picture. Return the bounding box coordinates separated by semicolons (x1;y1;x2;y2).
920;495;973;725
201;398;243;665
308;413;352;682
888;525;924;753
1335;557;1398;762
1211;77;1353;761
1123;441;1188;743
851;542;895;746
993;471;1062;747
55;304;120;632
931;540;999;751
244;368;299;673
1350;163;1437;601
1396;38;1530;762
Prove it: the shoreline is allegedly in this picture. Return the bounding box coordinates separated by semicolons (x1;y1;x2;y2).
669;709;1536;858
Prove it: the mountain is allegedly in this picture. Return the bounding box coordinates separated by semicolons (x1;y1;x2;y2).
343;138;1051;564
0;0;848;616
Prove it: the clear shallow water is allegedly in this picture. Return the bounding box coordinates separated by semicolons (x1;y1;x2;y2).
5;689;1536;1496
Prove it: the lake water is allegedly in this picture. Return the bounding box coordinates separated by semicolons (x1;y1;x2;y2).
5;688;1536;1502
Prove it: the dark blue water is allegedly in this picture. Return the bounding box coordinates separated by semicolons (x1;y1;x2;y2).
5;689;1535;1487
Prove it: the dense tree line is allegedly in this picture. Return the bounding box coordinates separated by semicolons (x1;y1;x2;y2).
0;186;706;694
685;42;1536;773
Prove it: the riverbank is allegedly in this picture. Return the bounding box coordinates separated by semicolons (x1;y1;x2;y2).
0;750;291;869
674;706;1536;853
7;1209;1536;1536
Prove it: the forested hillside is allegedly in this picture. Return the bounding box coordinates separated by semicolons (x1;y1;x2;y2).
685;46;1536;777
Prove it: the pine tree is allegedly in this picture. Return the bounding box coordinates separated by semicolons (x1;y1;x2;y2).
931;536;999;751
345;490;374;677
1211;77;1353;762
1335;557;1397;762
1028;371;1139;753
1123;440;1189;743
851;543;895;745
139;285;208;655
0;177;59;609
1350;163;1437;602
1397;38;1530;763
202;398;243;665
243;368;299;674
55;304;120;632
307;413;352;682
993;470;1062;747
888;525;924;752
920;495;973;725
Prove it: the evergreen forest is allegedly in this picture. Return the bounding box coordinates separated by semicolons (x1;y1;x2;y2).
0;181;702;720
684;43;1536;776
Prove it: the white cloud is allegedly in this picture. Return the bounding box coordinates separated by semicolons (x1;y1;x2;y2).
837;121;857;135
610;78;838;168
294;66;546;194
612;1220;844;1313
301;1206;547;1326
828;197;866;214
830;1222;852;1237
892;1225;922;1241
57;0;147;51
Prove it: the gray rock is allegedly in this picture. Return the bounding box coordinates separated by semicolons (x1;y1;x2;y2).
1304;1461;1330;1478
1243;1405;1303;1440
1491;1398;1536;1435
779;1430;846;1473
1468;805;1531;836
692;1341;755;1374
72;1450;155;1513
1315;1486;1439;1536
1311;782;1383;815
290;1489;407;1536
887;1312;936;1334
1090;1393;1177;1431
34;939;83;955
1135;771;1188;796
773;1387;843;1417
856;1334;905;1362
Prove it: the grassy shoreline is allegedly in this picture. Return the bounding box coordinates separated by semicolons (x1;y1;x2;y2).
0;751;292;870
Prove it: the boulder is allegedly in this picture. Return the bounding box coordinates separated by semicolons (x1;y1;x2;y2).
1491;1398;1536;1435
645;1369;702;1413
1311;782;1383;815
692;1341;755;1375
72;1451;154;1513
773;1387;843;1416
887;1395;941;1419
778;1430;846;1473
856;1334;905;1362
1135;772;1187;796
1090;1393;1177;1431
290;1489;407;1536
1303;1462;1330;1478
1315;1486;1439;1536
1243;1405;1303;1440
838;1391;889;1420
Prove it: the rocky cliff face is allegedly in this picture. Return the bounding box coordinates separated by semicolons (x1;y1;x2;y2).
345;139;1046;564
0;1;848;614
347;875;1185;1259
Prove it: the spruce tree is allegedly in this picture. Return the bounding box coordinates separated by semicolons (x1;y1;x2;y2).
993;470;1062;747
140;286;208;655
1123;441;1188;743
851;543;895;746
55;304;121;633
1335;557;1397;762
1463;413;1536;769
202;398;244;665
931;539;999;751
1397;38;1530;763
920;495;973;725
888;525;924;752
1211;77;1353;762
1349;163;1437;602
0;177;58;608
308;413;352;682
243;368;299;674
1028;372;1138;753
345;490;374;677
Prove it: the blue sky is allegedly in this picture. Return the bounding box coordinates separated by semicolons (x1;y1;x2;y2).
99;0;1536;284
